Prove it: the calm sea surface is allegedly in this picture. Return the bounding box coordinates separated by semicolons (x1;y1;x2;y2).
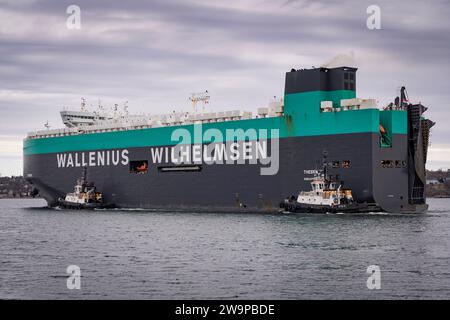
0;198;449;300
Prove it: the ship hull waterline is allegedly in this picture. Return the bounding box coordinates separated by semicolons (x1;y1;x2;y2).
24;133;427;214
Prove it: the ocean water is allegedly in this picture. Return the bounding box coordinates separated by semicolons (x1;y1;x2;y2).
0;198;449;300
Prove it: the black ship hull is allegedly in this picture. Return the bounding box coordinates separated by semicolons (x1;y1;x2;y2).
24;132;427;213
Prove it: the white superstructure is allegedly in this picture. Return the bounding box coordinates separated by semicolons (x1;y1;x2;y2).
297;173;353;207
26;97;285;140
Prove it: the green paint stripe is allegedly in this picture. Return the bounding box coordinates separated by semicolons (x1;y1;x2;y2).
24;118;284;155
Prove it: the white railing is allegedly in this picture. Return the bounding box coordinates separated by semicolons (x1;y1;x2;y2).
25;106;284;140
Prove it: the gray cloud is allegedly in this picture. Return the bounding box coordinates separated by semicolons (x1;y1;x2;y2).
0;0;450;175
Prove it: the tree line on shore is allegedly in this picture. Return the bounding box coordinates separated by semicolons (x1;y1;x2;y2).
0;170;449;199
0;176;34;198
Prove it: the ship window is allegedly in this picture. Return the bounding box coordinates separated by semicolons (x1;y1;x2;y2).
332;161;340;168
343;72;355;91
342;160;351;168
130;160;148;174
395;160;402;168
158;165;202;173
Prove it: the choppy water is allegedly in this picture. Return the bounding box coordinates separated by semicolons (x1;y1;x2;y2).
0;198;449;300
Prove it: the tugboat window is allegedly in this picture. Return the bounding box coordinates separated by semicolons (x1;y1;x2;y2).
130;160;148;174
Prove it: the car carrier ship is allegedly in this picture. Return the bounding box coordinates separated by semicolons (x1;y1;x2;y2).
23;59;434;213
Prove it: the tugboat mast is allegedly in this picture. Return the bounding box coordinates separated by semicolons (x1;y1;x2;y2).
322;150;329;188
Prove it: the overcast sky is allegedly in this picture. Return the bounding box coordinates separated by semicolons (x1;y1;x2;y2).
1;0;449;176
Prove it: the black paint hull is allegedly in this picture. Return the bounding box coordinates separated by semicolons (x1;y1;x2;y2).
24;133;427;213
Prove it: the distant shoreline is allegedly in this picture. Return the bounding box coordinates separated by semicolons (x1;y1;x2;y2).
1;173;450;200
0;197;43;200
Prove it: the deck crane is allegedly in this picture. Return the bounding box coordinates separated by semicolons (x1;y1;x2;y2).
189;90;210;112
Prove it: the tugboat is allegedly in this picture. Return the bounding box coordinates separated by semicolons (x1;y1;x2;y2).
57;168;114;209
280;152;381;214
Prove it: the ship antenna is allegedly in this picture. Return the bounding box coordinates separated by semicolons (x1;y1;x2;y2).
81;97;86;111
322;150;329;182
82;167;87;185
123;101;129;115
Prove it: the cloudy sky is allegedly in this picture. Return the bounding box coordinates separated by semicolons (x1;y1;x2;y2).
1;0;449;176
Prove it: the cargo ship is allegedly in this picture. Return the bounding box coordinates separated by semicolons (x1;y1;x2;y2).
23;59;434;213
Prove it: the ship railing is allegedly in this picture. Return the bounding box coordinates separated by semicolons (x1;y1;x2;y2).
317;98;379;113
257;104;284;118
340;98;378;111
26;108;277;140
26;127;80;139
